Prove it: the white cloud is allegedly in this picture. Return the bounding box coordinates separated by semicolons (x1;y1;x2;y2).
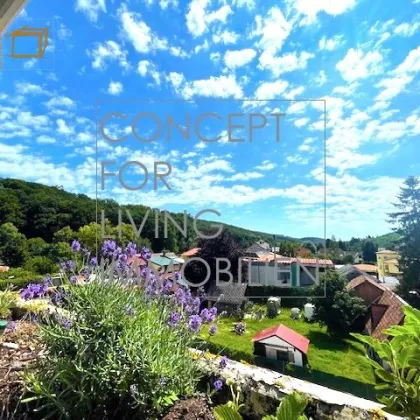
210;52;221;63
255;160;276;171
137;60;162;85
228;171;264;181
290;0;356;24
318;35;344;51
259;51;314;76
315;70;327;86
251;7;291;54
224;49;256;69
168;73;243;99
375;74;414;101
255;80;288;99
336;48;383;82
394;45;420;74
87;41;130;70
45;96;75;109
212;30;239;45
56;119;74;135
294;118;310;127
394;21;420;37
37;135;56;144
186;0;232;36
108;81;123;95
75;0;106;22
15;82;50;96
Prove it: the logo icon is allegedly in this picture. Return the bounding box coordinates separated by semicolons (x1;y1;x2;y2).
9;26;48;59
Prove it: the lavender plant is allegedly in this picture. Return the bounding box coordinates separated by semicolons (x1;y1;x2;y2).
22;241;217;419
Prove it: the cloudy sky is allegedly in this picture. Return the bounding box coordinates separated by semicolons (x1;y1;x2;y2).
1;0;419;240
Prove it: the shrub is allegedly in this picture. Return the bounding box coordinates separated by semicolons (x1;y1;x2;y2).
0;288;15;318
0;268;43;291
22;280;202;418
24;256;57;275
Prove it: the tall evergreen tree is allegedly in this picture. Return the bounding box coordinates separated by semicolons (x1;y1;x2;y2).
389;177;420;302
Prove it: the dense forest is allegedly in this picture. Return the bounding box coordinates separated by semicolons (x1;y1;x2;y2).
0;178;400;261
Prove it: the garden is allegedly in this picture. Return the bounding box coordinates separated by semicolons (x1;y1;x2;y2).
200;306;377;400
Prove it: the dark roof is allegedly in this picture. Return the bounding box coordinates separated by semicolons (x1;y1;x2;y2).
206;282;247;305
252;324;310;354
245;243;273;254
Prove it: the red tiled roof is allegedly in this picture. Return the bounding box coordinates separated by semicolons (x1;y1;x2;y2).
181;247;201;257
252;324;310;354
127;255;146;266
354;264;378;273
347;274;406;341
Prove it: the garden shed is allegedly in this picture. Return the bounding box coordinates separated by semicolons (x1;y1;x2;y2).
252;324;310;367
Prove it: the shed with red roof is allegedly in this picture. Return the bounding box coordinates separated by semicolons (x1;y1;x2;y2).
252;324;310;367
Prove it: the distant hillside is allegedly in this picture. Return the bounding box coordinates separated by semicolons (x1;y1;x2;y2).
0;178;397;252
371;232;402;249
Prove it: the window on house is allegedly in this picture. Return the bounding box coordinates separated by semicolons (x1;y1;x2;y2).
277;271;290;284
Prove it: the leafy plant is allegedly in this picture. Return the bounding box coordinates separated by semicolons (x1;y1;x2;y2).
22;280;202;418
352;306;420;419
0;288;15;318
262;392;308;420
213;378;244;420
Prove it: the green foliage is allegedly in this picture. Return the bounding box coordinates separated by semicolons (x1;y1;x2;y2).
214;404;243;420
262;392;308;420
27;237;49;257
362;240;378;263
22;281;200;418
0;222;28;267
53;226;74;244
0;268;43;291
47;241;73;261
24;256;57;275
352;306;420;419
0;288;15;318
342;254;355;264
389;176;420;302
311;271;367;337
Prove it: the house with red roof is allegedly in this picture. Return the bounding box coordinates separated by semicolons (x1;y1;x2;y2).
252;324;310;367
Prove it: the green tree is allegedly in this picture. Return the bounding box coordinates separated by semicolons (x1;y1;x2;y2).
48;242;73;262
353;306;420;419
342;254;355;264
53;226;74;244
0;223;28;267
302;241;316;254
25;256;57;275
362;240;377;263
27;237;49;257
389;176;420;301
311;270;367;337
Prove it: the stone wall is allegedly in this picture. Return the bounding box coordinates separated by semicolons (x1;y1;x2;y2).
196;352;402;419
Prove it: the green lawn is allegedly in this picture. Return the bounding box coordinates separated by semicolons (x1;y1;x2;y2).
201;308;377;395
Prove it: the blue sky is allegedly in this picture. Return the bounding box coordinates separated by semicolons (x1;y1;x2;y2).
1;0;419;240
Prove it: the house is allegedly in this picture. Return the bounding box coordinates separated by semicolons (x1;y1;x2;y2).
244;243;274;259
346;274;407;341
376;250;401;281
205;282;247;314
246;256;333;288
337;264;378;281
252;324;310;367
256;240;270;250
180;247;201;260
337;250;363;264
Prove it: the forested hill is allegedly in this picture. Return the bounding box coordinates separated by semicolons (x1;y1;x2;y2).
0;178;398;253
0;178;288;251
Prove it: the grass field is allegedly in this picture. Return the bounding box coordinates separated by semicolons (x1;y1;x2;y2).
201;308;376;387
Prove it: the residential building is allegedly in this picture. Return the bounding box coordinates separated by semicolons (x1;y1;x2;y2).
337;264;378;281
376;250;401;280
256;240;270;250
205;282;247;314
180;247;201;260
246;256;333;288
244;243;275;259
346;275;407;341
149;251;185;279
253;324;310;367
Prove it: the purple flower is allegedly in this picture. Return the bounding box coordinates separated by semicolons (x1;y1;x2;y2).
219;356;228;369
5;321;16;333
191;297;201;314
71;240;81;252
214;380;223;391
125;242;137;258
31;313;38;323
101;240;117;258
188;314;202;333
162;280;173;295
51;289;65;306
174;271;181;282
159;377;167;385
90;257;98;266
209;324;218;336
43;276;52;286
201;307;217;323
62;319;72;329
175;288;185;306
70;275;78;284
168;312;181;327
141;247;151;261
20;282;48;300
60;260;76;273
